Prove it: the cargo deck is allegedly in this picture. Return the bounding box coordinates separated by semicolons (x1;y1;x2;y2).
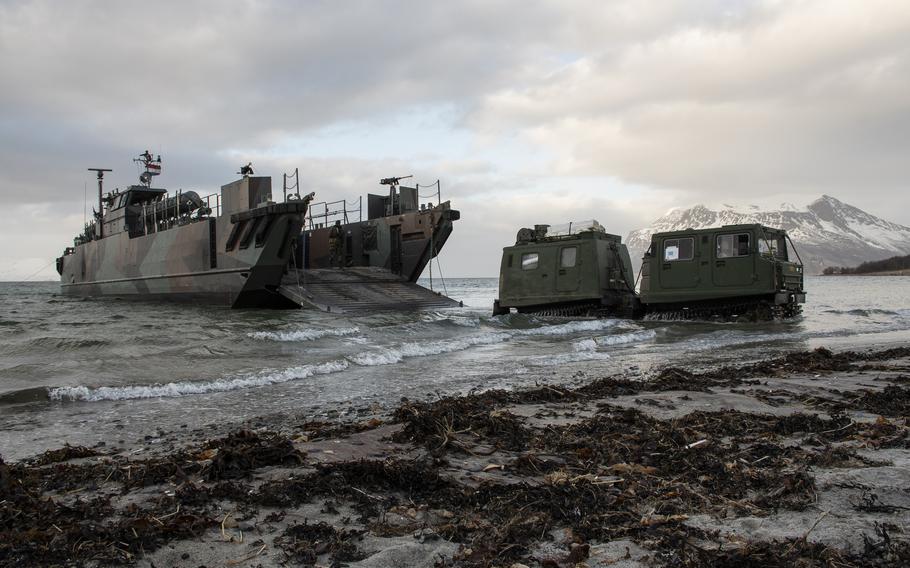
278;267;460;313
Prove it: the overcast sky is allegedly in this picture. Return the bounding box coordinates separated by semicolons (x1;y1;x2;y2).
2;0;909;279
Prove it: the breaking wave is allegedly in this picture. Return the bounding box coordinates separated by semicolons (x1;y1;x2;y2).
348;332;511;366
528;351;613;366
48;360;349;402
248;327;360;342
349;319;630;367
513;319;624;336
420;311;480;327
571;329;657;352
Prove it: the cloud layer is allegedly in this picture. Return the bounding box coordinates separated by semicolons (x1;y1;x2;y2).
1;0;908;278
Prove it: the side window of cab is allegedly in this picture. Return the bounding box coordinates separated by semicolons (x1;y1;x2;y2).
560;247;577;268
716;233;751;258
663;238;694;261
521;253;539;270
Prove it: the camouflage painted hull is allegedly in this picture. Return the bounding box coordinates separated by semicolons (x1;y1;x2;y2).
59;198;308;309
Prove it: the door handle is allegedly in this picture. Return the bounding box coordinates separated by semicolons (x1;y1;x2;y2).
662;263;671;269
558;269;566;275
716;261;726;267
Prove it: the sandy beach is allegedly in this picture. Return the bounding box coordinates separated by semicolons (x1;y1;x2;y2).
2;344;909;567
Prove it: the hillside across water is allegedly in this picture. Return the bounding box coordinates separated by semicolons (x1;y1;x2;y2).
823;253;910;276
627;196;910;275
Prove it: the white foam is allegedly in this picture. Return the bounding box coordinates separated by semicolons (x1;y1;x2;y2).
348;332;512;366
348;320;631;367
515;319;623;337
528;351;613;366
248;327;360;342
49;360;350;402
594;329;657;346
572;338;598;352
570;329;656;353
420;312;480;327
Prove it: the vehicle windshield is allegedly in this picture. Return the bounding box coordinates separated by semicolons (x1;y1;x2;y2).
758;234;789;261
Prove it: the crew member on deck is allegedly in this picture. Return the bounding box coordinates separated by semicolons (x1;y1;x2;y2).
328;220;344;268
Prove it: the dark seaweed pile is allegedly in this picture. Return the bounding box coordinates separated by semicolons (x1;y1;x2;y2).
2;346;909;567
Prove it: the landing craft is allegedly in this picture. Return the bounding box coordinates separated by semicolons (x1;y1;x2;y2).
281;174;462;312
494;220;805;320
58;152;312;307
57;153;461;312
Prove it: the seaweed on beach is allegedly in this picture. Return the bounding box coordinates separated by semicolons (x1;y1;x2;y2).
200;429;305;480
4;346;910;567
27;444;100;466
275;521;365;566
849;385;910;417
393;396;530;453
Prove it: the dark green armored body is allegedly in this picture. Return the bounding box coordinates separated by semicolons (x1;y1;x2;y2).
640;224;805;319
495;221;806;320
493;222;639;316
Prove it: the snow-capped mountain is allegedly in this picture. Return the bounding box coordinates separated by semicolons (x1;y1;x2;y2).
626;196;910;275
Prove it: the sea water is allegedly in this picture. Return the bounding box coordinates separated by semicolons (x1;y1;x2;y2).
1;276;909;459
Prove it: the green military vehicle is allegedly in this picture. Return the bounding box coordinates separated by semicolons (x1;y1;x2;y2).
494;221;806;320
492;221;640;317
640;223;805;319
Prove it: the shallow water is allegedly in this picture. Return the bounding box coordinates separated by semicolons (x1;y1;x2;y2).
1;276;909;459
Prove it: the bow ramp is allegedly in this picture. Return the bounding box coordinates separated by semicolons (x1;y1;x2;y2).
278;266;460;313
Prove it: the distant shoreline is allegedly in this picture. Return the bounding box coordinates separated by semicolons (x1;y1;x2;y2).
822;269;910;276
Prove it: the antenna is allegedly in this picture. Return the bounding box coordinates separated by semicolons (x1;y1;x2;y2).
134;150;162;187
87;168;112;238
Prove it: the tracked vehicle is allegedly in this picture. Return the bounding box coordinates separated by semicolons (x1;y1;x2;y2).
640;224;805;319
494;221;806;320
492;221;640;317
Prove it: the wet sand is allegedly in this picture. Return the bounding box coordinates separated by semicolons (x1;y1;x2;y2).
2;345;909;567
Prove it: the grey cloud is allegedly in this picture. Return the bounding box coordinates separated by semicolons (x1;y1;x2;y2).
2;0;908;278
469;0;910;222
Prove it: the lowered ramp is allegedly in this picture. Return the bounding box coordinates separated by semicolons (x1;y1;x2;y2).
278;266;460;313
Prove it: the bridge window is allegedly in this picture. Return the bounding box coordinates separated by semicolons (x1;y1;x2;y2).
717;233;751;258
560;247;577;268
663;238;693;261
521;253;539;270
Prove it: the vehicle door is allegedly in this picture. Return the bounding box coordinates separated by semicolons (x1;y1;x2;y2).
658;236;698;289
712;231;754;287
556;244;580;292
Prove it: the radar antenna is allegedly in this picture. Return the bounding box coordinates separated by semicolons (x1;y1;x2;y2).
134;150;162;187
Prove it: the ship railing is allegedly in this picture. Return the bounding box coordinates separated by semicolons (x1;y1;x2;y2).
547;219;604;237
306;198;363;230
201;192;221;217
138;190;222;236
416;180;442;208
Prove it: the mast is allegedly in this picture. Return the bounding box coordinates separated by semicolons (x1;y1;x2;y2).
134;150;162;187
87;168;112;238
